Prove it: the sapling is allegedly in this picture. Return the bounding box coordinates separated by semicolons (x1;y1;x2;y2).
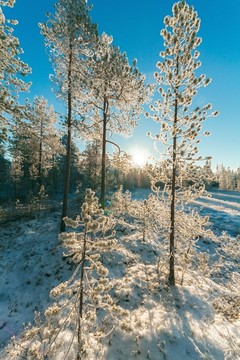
110;185;134;219
5;189;129;360
51;189;129;359
131;194;165;243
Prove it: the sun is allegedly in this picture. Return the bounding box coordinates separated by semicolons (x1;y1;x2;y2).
131;149;149;167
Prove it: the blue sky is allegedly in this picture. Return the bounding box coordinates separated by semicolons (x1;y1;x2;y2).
4;0;240;170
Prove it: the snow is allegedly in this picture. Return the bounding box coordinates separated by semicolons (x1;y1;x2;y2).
192;190;240;238
0;190;239;359
0;210;73;348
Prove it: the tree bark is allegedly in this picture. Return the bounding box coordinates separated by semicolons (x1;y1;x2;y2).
169;127;177;286
60;43;73;232
38;118;43;191
77;229;87;360
168;56;179;286
100;97;108;208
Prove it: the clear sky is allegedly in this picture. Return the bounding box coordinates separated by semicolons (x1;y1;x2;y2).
4;0;240;170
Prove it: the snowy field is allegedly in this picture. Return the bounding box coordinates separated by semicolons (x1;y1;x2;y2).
192;190;240;238
0;189;239;359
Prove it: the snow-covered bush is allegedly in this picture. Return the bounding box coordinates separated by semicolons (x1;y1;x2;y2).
110;186;160;240
110;185;134;218
125;184;213;285
130;193;167;243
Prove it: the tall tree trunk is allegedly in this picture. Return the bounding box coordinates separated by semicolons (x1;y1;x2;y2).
168;56;179;286
169;128;177;285
60;44;73;232
38;119;43;192
77;228;87;360
100;97;108;208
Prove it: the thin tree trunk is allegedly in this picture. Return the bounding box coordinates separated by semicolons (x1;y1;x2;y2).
77;228;87;360
60;43;73;232
168;55;179;286
169;128;177;285
93;140;98;190
100;97;108;208
38;119;43;191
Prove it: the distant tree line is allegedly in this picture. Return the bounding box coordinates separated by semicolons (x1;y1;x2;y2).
0;136;150;203
215;165;240;190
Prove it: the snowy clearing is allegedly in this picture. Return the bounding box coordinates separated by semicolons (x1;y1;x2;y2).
192;190;240;238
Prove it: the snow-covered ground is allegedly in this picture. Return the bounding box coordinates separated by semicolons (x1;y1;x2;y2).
192;190;240;238
0;210;73;347
0;190;239;359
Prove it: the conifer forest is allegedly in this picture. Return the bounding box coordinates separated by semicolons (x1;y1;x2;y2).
0;1;239;359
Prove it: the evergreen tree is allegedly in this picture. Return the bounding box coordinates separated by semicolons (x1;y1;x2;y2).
236;167;240;190
0;0;30;198
6;190;130;359
24;96;63;189
9;96;63;199
80;140;102;192
109;151;131;189
0;135;10;201
40;0;97;231
86;33;150;207
0;0;31;134
147;1;218;285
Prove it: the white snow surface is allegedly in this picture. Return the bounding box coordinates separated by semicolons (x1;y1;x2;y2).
0;190;239;359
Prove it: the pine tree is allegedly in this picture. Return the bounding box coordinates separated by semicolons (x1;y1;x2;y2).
0;0;31;134
40;0;97;231
0;135;10;201
216;164;236;189
110;185;134;218
9;96;63;199
5;189;130;359
24;96;63;189
86;33;150;208
236;167;240;190
80;140;102;192
147;1;218;285
133;194;164;242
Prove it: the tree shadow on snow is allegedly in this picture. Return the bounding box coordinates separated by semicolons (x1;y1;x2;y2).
105;286;225;360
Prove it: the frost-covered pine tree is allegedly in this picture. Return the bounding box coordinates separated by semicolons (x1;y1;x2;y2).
110;185;134;219
236;167;240;190
40;0;97;231
5;189;130;359
0;0;31;138
86;33;151;208
24;96;63;187
216;164;237;190
80;140;102;192
10;96;63;197
133;194;165;243
110;151;132;188
147;1;218;285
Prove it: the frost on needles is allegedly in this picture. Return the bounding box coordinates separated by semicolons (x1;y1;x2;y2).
5;189;132;359
147;0;219;285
